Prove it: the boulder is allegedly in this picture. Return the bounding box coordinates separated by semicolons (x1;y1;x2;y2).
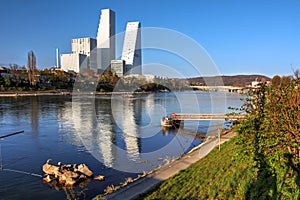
62;169;80;179
42;163;59;175
77;164;93;177
94;175;105;181
64;177;76;186
43;174;53;183
42;160;94;188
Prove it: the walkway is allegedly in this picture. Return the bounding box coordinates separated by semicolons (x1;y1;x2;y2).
100;131;237;200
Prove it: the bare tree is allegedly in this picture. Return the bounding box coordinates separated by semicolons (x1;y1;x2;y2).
27;51;37;86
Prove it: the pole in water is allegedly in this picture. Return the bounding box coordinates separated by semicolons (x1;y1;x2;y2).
0;131;24;139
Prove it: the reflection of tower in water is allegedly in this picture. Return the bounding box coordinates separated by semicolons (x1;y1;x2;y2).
59;97;143;168
63;98;116;168
95;99;115;168
112;97;142;161
121;99;141;161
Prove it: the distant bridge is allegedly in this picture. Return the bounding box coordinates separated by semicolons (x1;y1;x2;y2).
190;86;246;93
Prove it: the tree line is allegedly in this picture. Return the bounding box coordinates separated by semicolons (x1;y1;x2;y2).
237;71;300;199
0;66;189;93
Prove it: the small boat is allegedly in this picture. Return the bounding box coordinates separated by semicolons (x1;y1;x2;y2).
161;116;173;127
161;113;183;128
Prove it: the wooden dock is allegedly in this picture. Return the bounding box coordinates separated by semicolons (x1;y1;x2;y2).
171;114;247;121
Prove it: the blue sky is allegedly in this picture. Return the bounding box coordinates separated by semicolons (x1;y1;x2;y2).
0;0;299;77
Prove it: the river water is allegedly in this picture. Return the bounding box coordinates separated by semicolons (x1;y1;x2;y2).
0;91;243;199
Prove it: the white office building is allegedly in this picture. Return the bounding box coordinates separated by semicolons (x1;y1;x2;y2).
61;9;143;75
60;53;87;73
61;37;96;72
97;9;116;73
121;22;142;75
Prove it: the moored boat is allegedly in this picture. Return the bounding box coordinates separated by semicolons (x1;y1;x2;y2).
160;112;183;128
161;116;173;127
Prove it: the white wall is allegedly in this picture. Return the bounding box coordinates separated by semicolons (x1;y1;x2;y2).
61;53;87;73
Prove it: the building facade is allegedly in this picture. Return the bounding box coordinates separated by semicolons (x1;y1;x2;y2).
61;37;96;73
111;60;125;77
121;22;142;75
72;37;97;70
72;38;97;56
60;53;87;73
60;9;143;75
97;9;116;73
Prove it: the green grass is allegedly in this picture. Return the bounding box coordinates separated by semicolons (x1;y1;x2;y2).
142;137;257;200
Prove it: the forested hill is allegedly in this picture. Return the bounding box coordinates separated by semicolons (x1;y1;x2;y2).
188;75;270;86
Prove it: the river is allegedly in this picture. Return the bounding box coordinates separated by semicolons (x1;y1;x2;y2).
0;91;244;199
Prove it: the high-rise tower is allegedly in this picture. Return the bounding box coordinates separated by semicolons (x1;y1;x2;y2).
121;22;142;75
96;9;116;73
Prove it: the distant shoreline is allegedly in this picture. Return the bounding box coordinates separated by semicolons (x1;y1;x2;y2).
0;91;71;97
0;91;153;97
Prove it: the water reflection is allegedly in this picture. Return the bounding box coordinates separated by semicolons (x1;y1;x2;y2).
69;97;115;169
58;92;242;170
120;99;141;161
30;97;39;135
95;104;116;168
64;93;204;173
0;92;245;199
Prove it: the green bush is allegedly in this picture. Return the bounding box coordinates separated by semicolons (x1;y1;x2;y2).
239;72;300;199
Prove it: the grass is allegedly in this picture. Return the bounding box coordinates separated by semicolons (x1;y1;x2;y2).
142;136;258;200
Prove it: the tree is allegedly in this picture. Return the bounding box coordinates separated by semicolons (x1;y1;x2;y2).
27;50;37;87
9;64;21;80
4;77;11;87
270;75;281;88
239;72;300;198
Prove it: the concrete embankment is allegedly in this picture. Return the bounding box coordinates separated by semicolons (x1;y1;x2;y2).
97;131;237;200
0;91;151;97
0;92;71;97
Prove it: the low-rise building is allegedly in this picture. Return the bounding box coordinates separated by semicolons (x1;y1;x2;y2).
61;53;87;73
111;60;125;77
60;37;96;73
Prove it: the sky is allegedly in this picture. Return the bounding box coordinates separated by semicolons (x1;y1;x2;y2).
0;0;300;77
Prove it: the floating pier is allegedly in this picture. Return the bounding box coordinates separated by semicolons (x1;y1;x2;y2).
161;113;246;128
171;114;247;121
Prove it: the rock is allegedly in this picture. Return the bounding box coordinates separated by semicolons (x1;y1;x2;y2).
53;170;62;178
62;169;80;179
77;164;93;177
42;160;94;188
79;174;87;179
65;177;76;186
42;163;59;175
94;175;105;181
43;174;53;183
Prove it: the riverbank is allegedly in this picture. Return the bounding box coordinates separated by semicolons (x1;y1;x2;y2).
0;91;71;97
142;131;255;200
0;91;152;97
95;130;237;200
